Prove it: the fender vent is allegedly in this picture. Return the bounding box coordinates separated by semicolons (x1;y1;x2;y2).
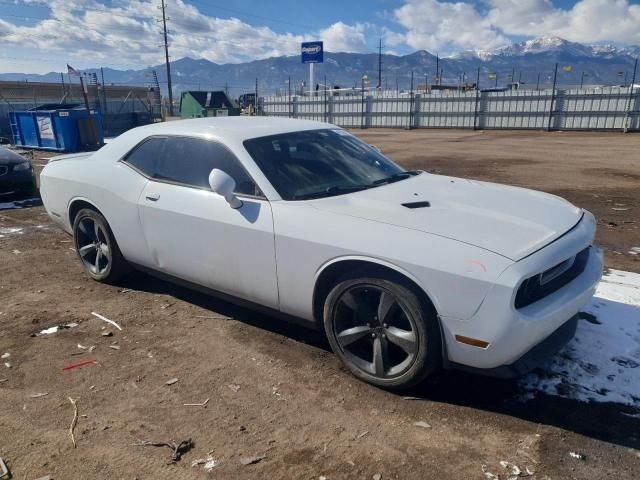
402;201;430;209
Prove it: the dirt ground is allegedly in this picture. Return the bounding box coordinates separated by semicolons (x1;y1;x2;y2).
0;130;639;479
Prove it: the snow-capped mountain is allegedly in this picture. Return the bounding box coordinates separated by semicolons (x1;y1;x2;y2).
456;36;638;60
2;36;638;94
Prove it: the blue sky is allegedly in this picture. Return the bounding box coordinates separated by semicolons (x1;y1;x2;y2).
1;0;639;73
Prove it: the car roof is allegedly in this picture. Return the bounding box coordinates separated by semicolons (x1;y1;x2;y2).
132;117;336;142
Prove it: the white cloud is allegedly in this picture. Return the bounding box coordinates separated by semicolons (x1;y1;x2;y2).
382;27;406;48
0;0;371;72
390;0;640;53
487;0;565;35
318;21;368;53
487;0;640;44
392;0;509;53
2;0;639;74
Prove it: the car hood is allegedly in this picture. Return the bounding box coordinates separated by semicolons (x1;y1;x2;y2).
0;146;27;165
307;173;583;261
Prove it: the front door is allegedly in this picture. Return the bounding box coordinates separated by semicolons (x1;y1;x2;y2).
123;134;279;309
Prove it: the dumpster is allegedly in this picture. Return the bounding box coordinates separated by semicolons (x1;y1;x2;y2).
9;104;104;152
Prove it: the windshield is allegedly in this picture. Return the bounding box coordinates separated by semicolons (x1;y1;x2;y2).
243;129;414;200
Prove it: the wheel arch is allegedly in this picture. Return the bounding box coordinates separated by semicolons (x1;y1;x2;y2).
312;256;440;325
68;197;103;228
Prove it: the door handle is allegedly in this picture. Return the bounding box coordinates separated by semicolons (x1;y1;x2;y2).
145;193;160;201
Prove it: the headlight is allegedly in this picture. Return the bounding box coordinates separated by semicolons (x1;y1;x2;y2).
13;161;31;172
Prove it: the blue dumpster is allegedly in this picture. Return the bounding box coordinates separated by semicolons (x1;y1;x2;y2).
9;104;104;152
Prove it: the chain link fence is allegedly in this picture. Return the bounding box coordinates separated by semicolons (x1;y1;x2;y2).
0;81;161;140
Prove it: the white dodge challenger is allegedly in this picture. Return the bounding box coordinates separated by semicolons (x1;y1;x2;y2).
40;117;603;389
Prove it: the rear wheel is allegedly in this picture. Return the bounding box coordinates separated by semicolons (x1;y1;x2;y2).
324;274;441;390
72;208;130;283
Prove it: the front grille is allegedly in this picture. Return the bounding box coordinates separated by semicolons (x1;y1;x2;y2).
515;247;590;309
0;166;8;176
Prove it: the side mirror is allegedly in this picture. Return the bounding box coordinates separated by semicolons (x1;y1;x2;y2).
209;169;243;209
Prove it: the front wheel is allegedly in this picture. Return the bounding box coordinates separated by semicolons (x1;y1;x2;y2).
324;275;441;390
72;208;130;283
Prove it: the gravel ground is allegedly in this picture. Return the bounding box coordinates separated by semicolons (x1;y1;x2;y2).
0;129;639;479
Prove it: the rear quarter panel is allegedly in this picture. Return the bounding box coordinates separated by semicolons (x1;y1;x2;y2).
40;140;152;266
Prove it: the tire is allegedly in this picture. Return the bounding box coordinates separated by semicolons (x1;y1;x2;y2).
72;208;130;283
323;273;441;390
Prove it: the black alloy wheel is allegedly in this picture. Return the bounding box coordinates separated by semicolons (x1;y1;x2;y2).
324;274;440;389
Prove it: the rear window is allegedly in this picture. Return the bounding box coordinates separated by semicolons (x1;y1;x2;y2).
124;136;258;196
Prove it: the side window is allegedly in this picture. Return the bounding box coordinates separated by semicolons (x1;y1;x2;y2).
124;136;258;196
123;137;166;176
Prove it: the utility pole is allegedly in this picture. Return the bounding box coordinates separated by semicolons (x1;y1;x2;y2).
287;75;291;118
79;75;91;116
324;74;327;122
255;78;258;116
60;72;66;101
536;72;540;90
623;58;638;132
360;75;365;129
377;38;383;89
547;63;558;132
473;67;480;130
435;53;439;85
100;67;107;114
160;0;174;116
100;67;108;134
408;70;414;129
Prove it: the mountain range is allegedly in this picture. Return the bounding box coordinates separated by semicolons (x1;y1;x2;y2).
1;36;638;97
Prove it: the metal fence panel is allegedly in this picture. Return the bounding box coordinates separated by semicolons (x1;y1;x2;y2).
260;87;639;132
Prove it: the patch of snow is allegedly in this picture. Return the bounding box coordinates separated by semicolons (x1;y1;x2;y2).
522;269;640;407
451;49;494;61
629;247;640;256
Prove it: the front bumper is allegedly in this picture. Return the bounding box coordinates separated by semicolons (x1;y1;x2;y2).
448;314;579;378
441;212;603;376
0;168;36;194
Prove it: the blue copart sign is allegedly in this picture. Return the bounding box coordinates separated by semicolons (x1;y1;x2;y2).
301;41;323;63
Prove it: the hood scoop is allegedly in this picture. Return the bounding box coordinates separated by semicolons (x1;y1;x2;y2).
402;201;430;209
